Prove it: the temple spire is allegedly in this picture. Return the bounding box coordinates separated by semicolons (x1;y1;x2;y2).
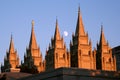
54;19;61;40
9;34;15;53
75;6;85;36
99;25;107;45
29;20;38;49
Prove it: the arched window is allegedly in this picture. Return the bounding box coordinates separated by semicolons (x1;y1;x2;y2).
56;53;58;59
109;58;111;62
63;54;65;59
103;57;104;62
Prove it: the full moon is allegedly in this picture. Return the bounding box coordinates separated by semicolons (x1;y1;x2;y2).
64;31;68;37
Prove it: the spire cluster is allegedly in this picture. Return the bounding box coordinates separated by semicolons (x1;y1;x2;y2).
1;7;116;73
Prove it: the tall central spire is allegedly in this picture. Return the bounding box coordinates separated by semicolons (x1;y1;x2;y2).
29;20;38;49
75;7;85;36
99;25;107;45
54;19;61;40
9;35;15;53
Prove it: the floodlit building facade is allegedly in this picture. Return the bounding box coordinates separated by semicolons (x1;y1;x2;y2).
70;8;96;69
96;26;116;71
1;8;117;74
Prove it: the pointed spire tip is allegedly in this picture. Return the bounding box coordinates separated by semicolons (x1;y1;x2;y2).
101;24;103;32
56;17;58;25
9;34;15;53
54;18;61;40
29;20;38;49
78;5;81;16
78;6;80;13
11;34;13;40
32;20;35;27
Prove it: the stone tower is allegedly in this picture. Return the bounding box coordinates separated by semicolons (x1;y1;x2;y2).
22;20;44;73
96;26;116;71
70;7;96;69
2;35;20;72
45;19;70;71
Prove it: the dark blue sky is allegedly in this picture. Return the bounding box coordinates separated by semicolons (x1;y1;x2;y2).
0;0;120;63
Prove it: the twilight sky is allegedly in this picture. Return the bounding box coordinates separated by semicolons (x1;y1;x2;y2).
0;0;120;64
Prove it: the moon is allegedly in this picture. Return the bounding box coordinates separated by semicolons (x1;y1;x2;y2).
64;31;68;37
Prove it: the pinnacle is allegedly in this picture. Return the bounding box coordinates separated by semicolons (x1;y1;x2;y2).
9;35;15;53
29;20;38;49
75;7;85;36
54;19;61;40
99;25;107;45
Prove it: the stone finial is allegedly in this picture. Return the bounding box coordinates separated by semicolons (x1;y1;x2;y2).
32;20;35;27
